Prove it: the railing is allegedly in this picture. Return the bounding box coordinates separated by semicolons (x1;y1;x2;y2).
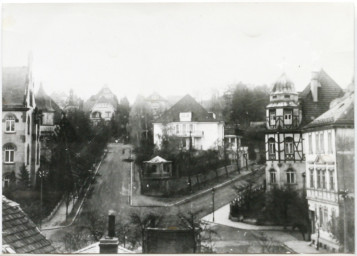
174;130;204;137
306;188;339;203
266;115;300;130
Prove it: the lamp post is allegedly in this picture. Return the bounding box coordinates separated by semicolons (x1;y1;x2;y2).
127;148;134;206
39;168;48;229
212;188;215;222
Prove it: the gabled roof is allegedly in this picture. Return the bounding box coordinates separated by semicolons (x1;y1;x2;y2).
154;94;220;123
2;66;29;107
2;196;56;254
35;85;62;123
299;69;344;125
303;91;354;130
83;85;118;112
144;156;171;164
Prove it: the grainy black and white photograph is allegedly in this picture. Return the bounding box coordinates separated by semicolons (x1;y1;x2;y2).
1;1;355;254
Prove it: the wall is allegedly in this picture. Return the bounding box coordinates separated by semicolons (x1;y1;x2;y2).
265;161;305;190
91;103;115;121
141;165;237;196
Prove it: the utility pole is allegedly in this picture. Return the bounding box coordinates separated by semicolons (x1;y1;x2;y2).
212;188;215;222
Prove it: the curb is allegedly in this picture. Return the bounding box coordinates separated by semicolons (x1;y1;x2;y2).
40;152;107;231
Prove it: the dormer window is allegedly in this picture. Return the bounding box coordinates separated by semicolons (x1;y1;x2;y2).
272;95;277;99
283;109;292;125
179;112;192;122
284;95;290;99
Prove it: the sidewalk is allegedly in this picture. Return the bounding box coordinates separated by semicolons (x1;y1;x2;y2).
201;203;327;254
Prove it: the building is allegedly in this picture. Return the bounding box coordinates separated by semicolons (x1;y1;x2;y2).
265;71;343;190
35;84;62;163
153;94;224;150
143;215;199;253
224;125;248;169
302;88;354;251
2;196;57;253
145;92;168;119
63;89;83;113
84;85;119;125
2;63;41;187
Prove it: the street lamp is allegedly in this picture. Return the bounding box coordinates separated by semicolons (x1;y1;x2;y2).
39;168;48;229
212;188;215;222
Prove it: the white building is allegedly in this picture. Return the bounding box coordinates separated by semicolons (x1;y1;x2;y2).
302;88;354;251
153;94;224;150
84;85;119;125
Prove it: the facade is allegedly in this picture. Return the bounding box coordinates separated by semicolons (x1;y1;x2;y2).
84;85;118;125
35;84;62;163
153;94;224;151
146;92;168;119
2;64;40;187
265;70;344;190
2;196;57;253
302;88;354;251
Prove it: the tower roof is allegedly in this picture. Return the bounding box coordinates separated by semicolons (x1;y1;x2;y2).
271;73;296;94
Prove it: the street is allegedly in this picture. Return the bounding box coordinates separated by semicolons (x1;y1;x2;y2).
43;142;265;252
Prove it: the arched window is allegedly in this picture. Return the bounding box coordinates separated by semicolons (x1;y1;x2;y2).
3;144;16;163
27;144;30;166
285;137;294;156
5;115;15;133
286;168;295;184
27;115;30;135
268;138;276;160
269;168;277;184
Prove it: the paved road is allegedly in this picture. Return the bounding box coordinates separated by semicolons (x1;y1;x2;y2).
43;142;265;252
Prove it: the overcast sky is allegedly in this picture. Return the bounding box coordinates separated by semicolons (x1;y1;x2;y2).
2;3;354;103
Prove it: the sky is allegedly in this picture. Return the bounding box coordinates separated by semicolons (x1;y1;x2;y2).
2;2;354;103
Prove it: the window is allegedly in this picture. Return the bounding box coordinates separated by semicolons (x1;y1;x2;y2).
284;95;290;99
283;109;292;125
328;132;332;154
323;208;328;230
309;168;314;188
4;145;15;163
286;168;295;184
270;169;277;184
182;124;186;134
27;144;30;166
308;134;313;154
329;170;334;191
315;133;319;154
320;133;324;154
317;170;321;188
322;170;326;189
269;110;276;126
285;137;294;155
319;207;323;227
268;138;276;159
176;124;179;134
27;115;30;135
36;142;40;165
5;116;15;133
3;177;10;188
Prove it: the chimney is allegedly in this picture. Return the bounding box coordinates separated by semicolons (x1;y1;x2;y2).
99;210;118;254
310;71;321;102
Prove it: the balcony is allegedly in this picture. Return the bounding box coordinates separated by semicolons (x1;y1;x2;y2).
267;115;300;130
174;130;204;137
306;188;339;204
